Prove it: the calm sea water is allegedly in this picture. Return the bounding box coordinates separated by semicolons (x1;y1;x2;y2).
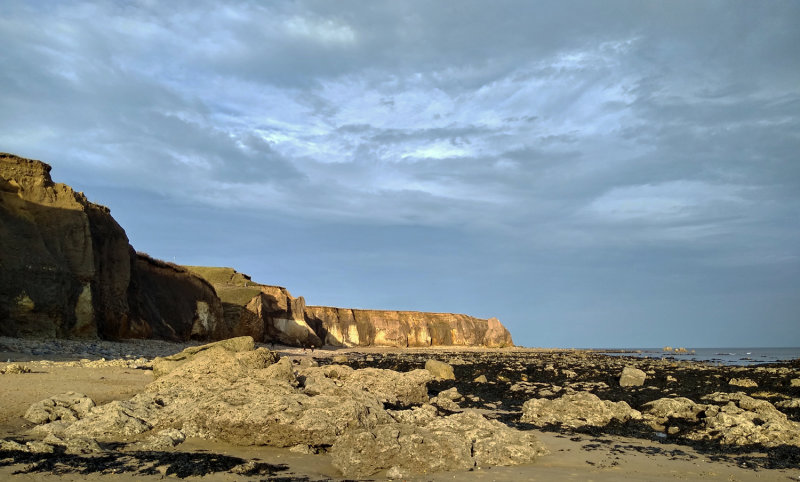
595;347;800;366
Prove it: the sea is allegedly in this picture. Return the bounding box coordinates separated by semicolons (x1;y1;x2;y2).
595;347;800;366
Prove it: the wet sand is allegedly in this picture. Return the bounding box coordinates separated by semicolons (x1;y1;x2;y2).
1;338;798;481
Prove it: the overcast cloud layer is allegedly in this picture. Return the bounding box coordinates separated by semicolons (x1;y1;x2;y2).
2;1;798;347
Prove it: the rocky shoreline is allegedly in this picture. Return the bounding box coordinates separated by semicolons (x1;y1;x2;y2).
1;337;799;479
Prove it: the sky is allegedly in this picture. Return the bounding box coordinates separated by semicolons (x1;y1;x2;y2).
1;1;798;348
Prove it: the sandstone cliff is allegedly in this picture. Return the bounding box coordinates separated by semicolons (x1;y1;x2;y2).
0;153;223;340
186;266;514;348
305;307;513;348
1;153;514;347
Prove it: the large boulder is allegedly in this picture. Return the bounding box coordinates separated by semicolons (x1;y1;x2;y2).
24;392;95;425
641;393;800;447
693;392;800;447
329;410;548;478
641;397;706;432
619;366;646;387
151;336;258;378
520;392;642;429
425;359;456;380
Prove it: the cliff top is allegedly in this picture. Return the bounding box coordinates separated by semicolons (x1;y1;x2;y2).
183;266;288;306
0;153;111;214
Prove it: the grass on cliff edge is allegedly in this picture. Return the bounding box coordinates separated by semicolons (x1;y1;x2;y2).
182;266;262;306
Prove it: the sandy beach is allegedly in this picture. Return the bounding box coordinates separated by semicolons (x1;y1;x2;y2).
1;338;798;481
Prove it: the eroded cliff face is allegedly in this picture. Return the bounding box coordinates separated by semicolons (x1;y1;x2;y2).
305;307;513;348
187;266;514;348
183;266;321;347
0;153;222;340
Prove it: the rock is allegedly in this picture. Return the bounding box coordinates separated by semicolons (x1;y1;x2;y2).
1;363;30;374
342;368;433;407
0;439;27;451
474;374;488;383
436;387;462;401
643;397;704;421
425;359;455;380
329;410;547;477
642;397;705;431
520;392;641;429
332;354;349;364
666;375;678;383
24;392;95;424
144;346;392;448
775;399;800;409
430;387;462;412
729;377;758;388
619;366;646;387
642;392;800;448
132;428;186;450
25;441;55;453
790;378;800;387
300;364;432;407
59;394;160;439
386;466;406;479
690;392;800;447
32;343;547;478
42;433;102;454
297;357;318;368
152;336;259;378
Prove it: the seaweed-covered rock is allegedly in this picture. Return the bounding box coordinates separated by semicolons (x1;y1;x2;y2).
641;397;706;432
690;392;800;447
641;392;800;447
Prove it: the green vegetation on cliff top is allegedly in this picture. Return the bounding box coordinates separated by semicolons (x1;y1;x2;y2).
183;266;263;306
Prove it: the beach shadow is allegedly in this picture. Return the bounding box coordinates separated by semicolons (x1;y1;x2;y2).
0;446;318;479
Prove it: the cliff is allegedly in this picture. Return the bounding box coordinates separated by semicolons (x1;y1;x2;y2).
0;153;223;340
183;266;321;347
1;153;514;347
305;307;513;348
186;266;514;348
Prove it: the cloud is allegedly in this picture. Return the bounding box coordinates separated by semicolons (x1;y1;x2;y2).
1;0;798;346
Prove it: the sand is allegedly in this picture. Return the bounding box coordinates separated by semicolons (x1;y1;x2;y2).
0;342;797;481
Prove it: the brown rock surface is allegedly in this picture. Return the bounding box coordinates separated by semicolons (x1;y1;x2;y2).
0;153;223;340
